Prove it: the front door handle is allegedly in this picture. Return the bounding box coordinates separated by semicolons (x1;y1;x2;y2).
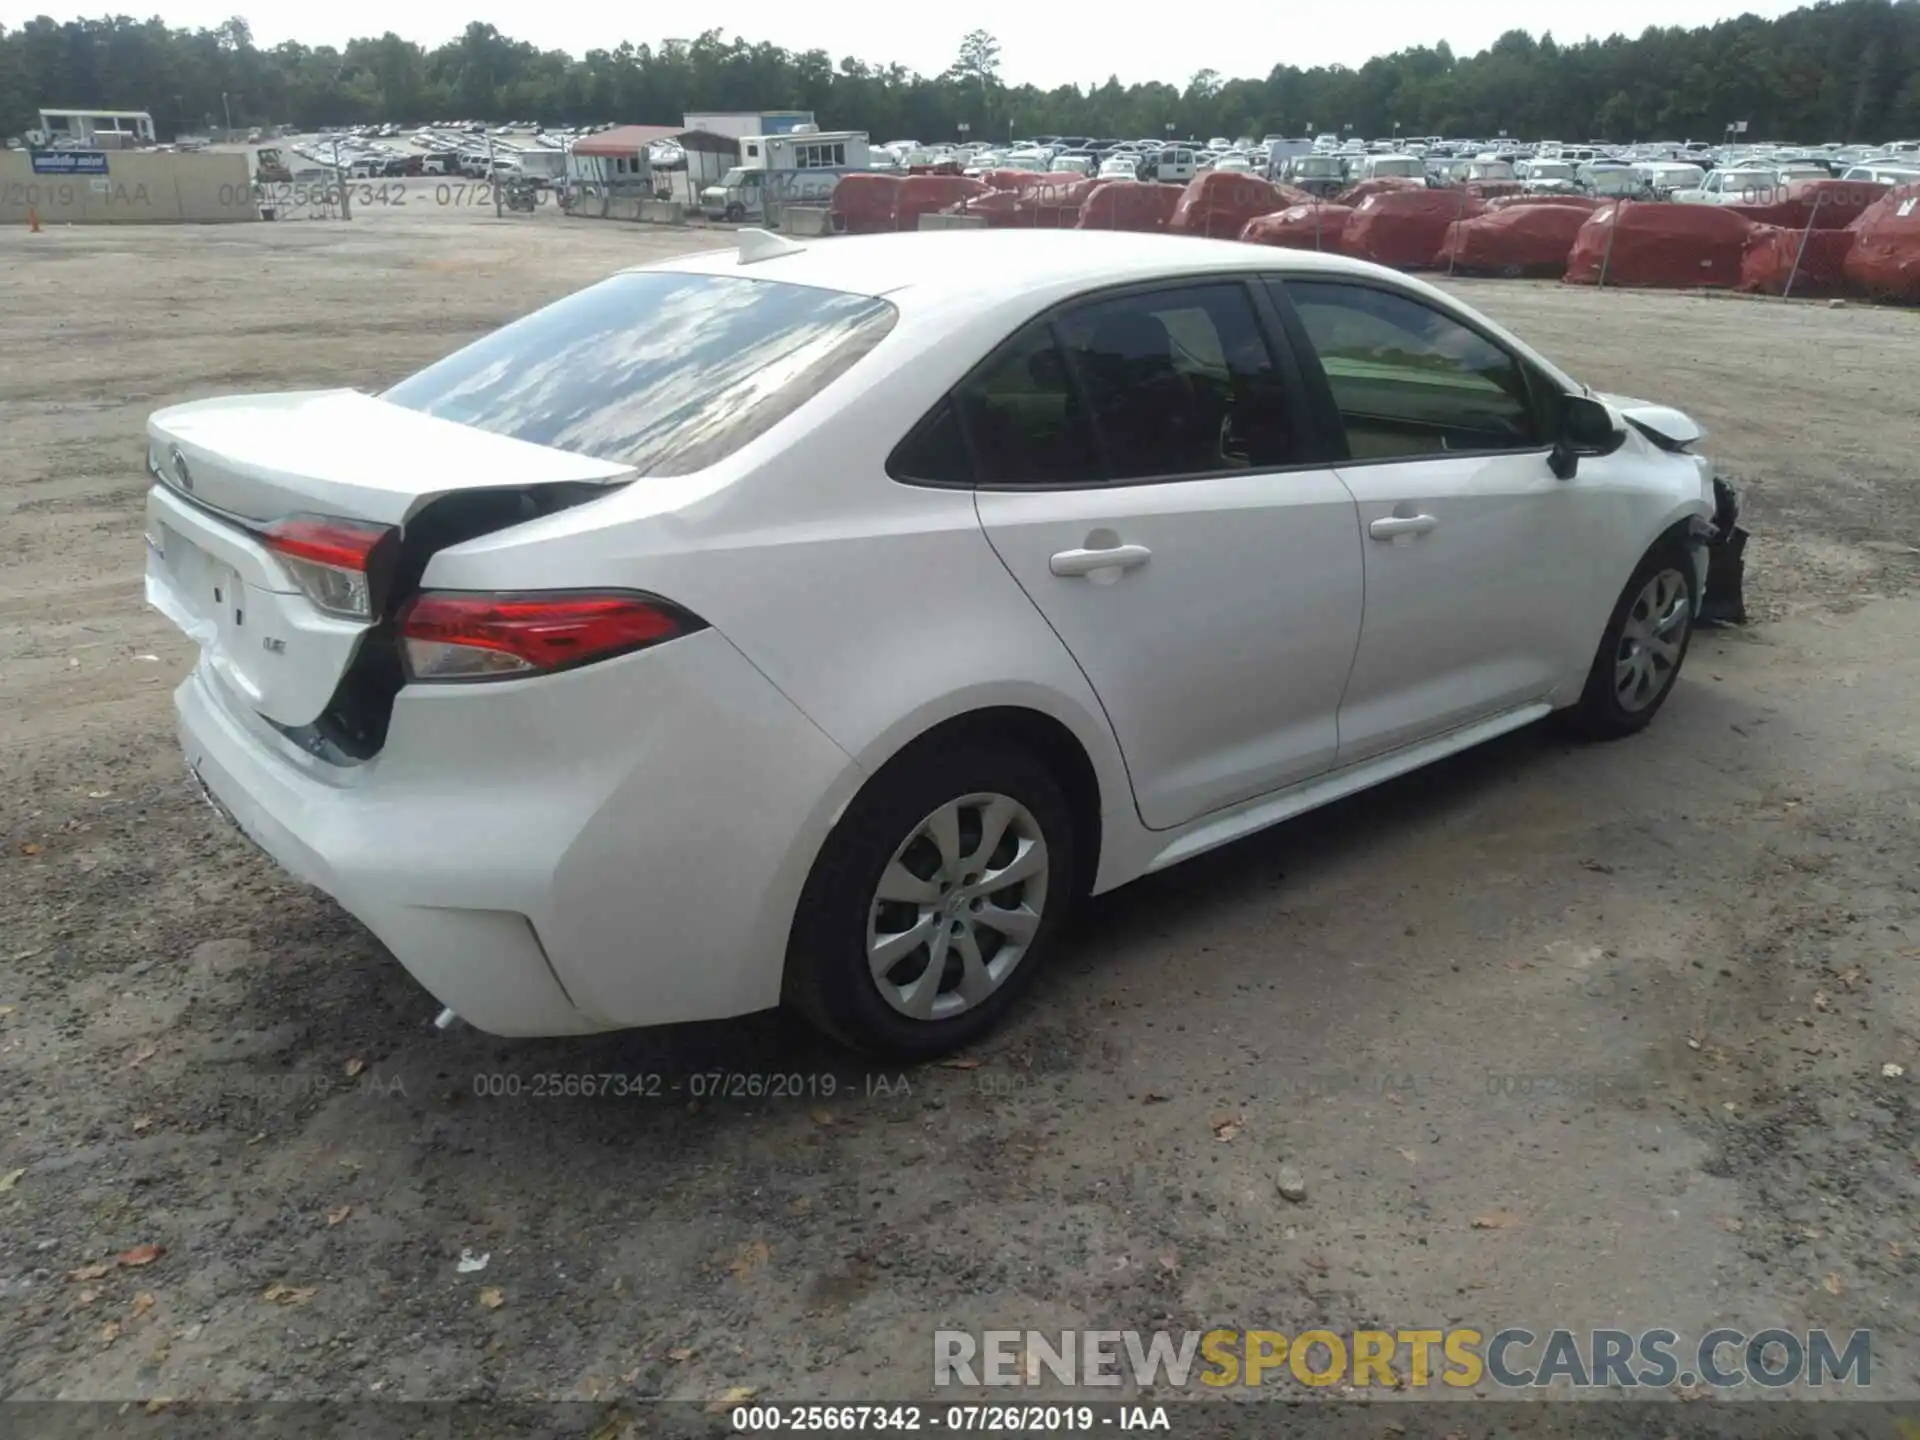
1368;514;1438;541
1050;543;1152;577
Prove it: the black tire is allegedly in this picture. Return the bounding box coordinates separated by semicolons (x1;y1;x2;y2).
724;202;745;222
1558;533;1698;739
784;737;1077;1059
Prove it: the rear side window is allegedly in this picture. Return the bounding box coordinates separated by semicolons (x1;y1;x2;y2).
954;325;1104;486
1276;279;1542;460
889;399;971;485
383;272;896;477
1056;284;1302;480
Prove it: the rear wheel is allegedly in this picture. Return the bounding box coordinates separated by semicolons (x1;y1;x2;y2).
785;739;1075;1059
1560;536;1697;739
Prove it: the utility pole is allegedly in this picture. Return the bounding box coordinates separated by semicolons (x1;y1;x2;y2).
486;127;502;218
332;136;351;219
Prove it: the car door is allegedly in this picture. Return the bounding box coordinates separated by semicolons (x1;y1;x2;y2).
952;279;1365;831
1268;276;1608;765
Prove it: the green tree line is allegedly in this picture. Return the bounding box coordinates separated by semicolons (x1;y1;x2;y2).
4;2;1917;146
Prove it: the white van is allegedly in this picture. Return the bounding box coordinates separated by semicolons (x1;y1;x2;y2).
1353;153;1426;182
1152;147;1199;183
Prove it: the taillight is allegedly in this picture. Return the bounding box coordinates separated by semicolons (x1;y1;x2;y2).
258;515;395;620
397;591;703;683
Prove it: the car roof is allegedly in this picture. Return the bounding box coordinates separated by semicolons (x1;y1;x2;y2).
638;229;1393;301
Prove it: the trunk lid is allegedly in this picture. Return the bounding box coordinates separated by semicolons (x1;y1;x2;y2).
144;390;634;732
146;388;634;525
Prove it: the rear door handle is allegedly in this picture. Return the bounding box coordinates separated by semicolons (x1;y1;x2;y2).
1050;543;1152;577
1368;514;1438;541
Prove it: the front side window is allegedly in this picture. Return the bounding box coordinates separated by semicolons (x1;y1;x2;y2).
384;272;896;478
1277;280;1543;460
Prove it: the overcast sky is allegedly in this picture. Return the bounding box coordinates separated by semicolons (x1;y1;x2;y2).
5;0;1804;88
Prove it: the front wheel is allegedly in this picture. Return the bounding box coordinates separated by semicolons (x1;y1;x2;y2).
784;739;1076;1059
1559;536;1697;739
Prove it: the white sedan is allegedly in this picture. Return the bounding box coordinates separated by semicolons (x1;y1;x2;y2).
144;230;1741;1057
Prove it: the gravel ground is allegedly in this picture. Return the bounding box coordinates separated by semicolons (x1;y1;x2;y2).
3;205;1919;1412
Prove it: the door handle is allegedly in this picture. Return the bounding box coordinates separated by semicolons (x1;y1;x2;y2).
1368;514;1438;541
1050;543;1152;577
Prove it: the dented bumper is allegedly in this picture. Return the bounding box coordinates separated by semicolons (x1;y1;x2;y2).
1698;476;1748;626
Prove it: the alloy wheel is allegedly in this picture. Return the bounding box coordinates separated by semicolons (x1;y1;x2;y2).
1614;567;1691;712
866;793;1049;1022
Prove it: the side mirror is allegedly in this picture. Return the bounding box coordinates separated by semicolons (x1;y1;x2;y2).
1549;393;1624;479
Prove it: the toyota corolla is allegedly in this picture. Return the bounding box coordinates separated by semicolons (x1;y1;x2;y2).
145;229;1742;1057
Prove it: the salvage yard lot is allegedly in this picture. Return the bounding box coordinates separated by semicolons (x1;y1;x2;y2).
3;204;1920;1403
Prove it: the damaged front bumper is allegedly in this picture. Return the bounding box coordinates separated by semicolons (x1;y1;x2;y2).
1697;475;1749;626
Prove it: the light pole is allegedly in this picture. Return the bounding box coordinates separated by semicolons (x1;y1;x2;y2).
330;135;351;219
486;128;502;218
222;91;238;135
958;120;971;146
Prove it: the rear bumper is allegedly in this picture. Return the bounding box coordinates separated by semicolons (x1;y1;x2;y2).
174;628;859;1037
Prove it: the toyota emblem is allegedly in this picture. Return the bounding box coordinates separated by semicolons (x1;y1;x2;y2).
168;444;194;492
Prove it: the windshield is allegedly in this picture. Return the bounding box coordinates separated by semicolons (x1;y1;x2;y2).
1530;163;1573;179
1372;159;1423;176
1295;158;1343;175
718;167;752;186
383;272;897;478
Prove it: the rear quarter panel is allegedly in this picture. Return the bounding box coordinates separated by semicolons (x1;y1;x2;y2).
419;295;1141;903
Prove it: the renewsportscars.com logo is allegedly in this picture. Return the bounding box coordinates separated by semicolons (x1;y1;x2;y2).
933;1328;1873;1391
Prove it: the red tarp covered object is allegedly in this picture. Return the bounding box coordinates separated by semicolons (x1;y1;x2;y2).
894;175;988;229
1843;182;1920;302
1433;203;1593;278
830;174;904;234
1785;177;1890;227
1238;202;1354;251
1333;176;1426;208
1737;224;1859;297
1481;193;1604;213
960;176;1096;227
1563;202;1757;288
977;168;1050;191
1077;180;1185;231
1170;172;1294;238
1340;188;1485;269
1725;178;1890;231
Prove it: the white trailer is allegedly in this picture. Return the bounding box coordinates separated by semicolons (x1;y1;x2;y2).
738;128;871;173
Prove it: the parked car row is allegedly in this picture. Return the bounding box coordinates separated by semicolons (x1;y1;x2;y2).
876;130;1918;203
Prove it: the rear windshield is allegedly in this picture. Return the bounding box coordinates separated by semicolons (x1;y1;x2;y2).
383;271;897;477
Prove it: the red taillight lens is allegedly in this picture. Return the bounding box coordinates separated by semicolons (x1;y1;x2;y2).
257;516;394;620
397;591;702;683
